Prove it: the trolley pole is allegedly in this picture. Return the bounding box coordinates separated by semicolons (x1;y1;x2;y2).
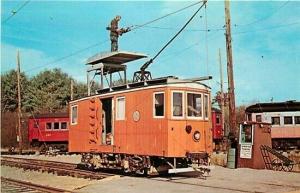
224;0;237;138
16;50;23;154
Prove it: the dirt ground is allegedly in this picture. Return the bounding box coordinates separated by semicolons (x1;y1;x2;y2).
1;155;300;193
75;166;300;193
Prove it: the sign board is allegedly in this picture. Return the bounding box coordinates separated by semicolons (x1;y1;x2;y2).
240;144;252;159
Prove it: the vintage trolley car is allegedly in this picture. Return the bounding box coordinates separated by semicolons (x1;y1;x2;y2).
69;51;213;175
28;113;69;151
212;108;223;141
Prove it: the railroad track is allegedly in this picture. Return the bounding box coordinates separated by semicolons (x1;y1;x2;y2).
1;177;72;193
1;156;114;180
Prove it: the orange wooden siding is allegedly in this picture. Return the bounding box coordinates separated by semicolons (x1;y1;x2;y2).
69;84;212;157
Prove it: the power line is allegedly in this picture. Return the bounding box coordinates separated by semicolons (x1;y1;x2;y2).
2;0;30;24
233;21;300;35
6;2;205;74
151;1;207;63
144;20;300;36
23;39;109;73
141;25;224;32
157;30;220;63
236;0;290;27
130;1;204;31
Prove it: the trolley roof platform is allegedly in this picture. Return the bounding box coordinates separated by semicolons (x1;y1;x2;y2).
86;51;147;95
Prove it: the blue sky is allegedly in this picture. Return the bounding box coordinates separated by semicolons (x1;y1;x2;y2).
1;1;300;105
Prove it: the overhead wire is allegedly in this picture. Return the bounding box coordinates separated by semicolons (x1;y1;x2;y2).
233;21;300;35
11;1;204;74
236;0;290;27
141;25;224;32
158;29;220;64
23;39;109;73
4;0;296;74
129;1;204;31
142;0;207;70
2;0;30;24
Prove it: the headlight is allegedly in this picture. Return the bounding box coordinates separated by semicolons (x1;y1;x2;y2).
193;131;201;142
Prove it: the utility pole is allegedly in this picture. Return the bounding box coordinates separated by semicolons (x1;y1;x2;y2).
218;48;226;137
16;50;23;154
70;79;74;100
224;0;237;137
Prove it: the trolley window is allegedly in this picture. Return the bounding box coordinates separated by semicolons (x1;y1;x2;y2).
71;105;78;125
61;122;67;129
172;92;183;118
154;92;164;118
216;114;221;124
34;121;39;128
116;97;125;120
271;117;280;125
187;93;202;118
204;94;209;119
46;122;52;130
295;116;300;124
284;116;293;125
54;122;59;130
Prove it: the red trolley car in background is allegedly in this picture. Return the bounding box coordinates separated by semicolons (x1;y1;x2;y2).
211;108;223;141
28;113;69;151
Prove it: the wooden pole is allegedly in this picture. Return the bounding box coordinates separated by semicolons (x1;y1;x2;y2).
70;79;74;100
219;48;226;137
224;0;237;137
16;50;23;154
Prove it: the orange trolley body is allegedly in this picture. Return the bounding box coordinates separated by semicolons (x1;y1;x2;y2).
69;79;212;158
69;51;212;174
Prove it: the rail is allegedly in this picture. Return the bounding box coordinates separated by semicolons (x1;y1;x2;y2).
1;177;72;193
1;156;115;180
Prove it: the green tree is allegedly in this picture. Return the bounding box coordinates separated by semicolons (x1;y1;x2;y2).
1;70;30;112
1;68;91;113
28;68;72;113
73;81;88;100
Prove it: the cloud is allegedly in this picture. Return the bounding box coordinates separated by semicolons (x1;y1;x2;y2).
1;43;52;75
1;43;87;82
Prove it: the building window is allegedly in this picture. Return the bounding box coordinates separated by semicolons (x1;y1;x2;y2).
271;117;280;125
46;122;52;130
295;116;300;124
154;92;164;117
187;93;202;118
216;115;221;124
71;105;78;125
172;92;183;117
247;114;252;121
116;97;125;120
284;116;293;125
256;115;262;122
240;124;253;144
204;95;209;119
61;122;67;129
